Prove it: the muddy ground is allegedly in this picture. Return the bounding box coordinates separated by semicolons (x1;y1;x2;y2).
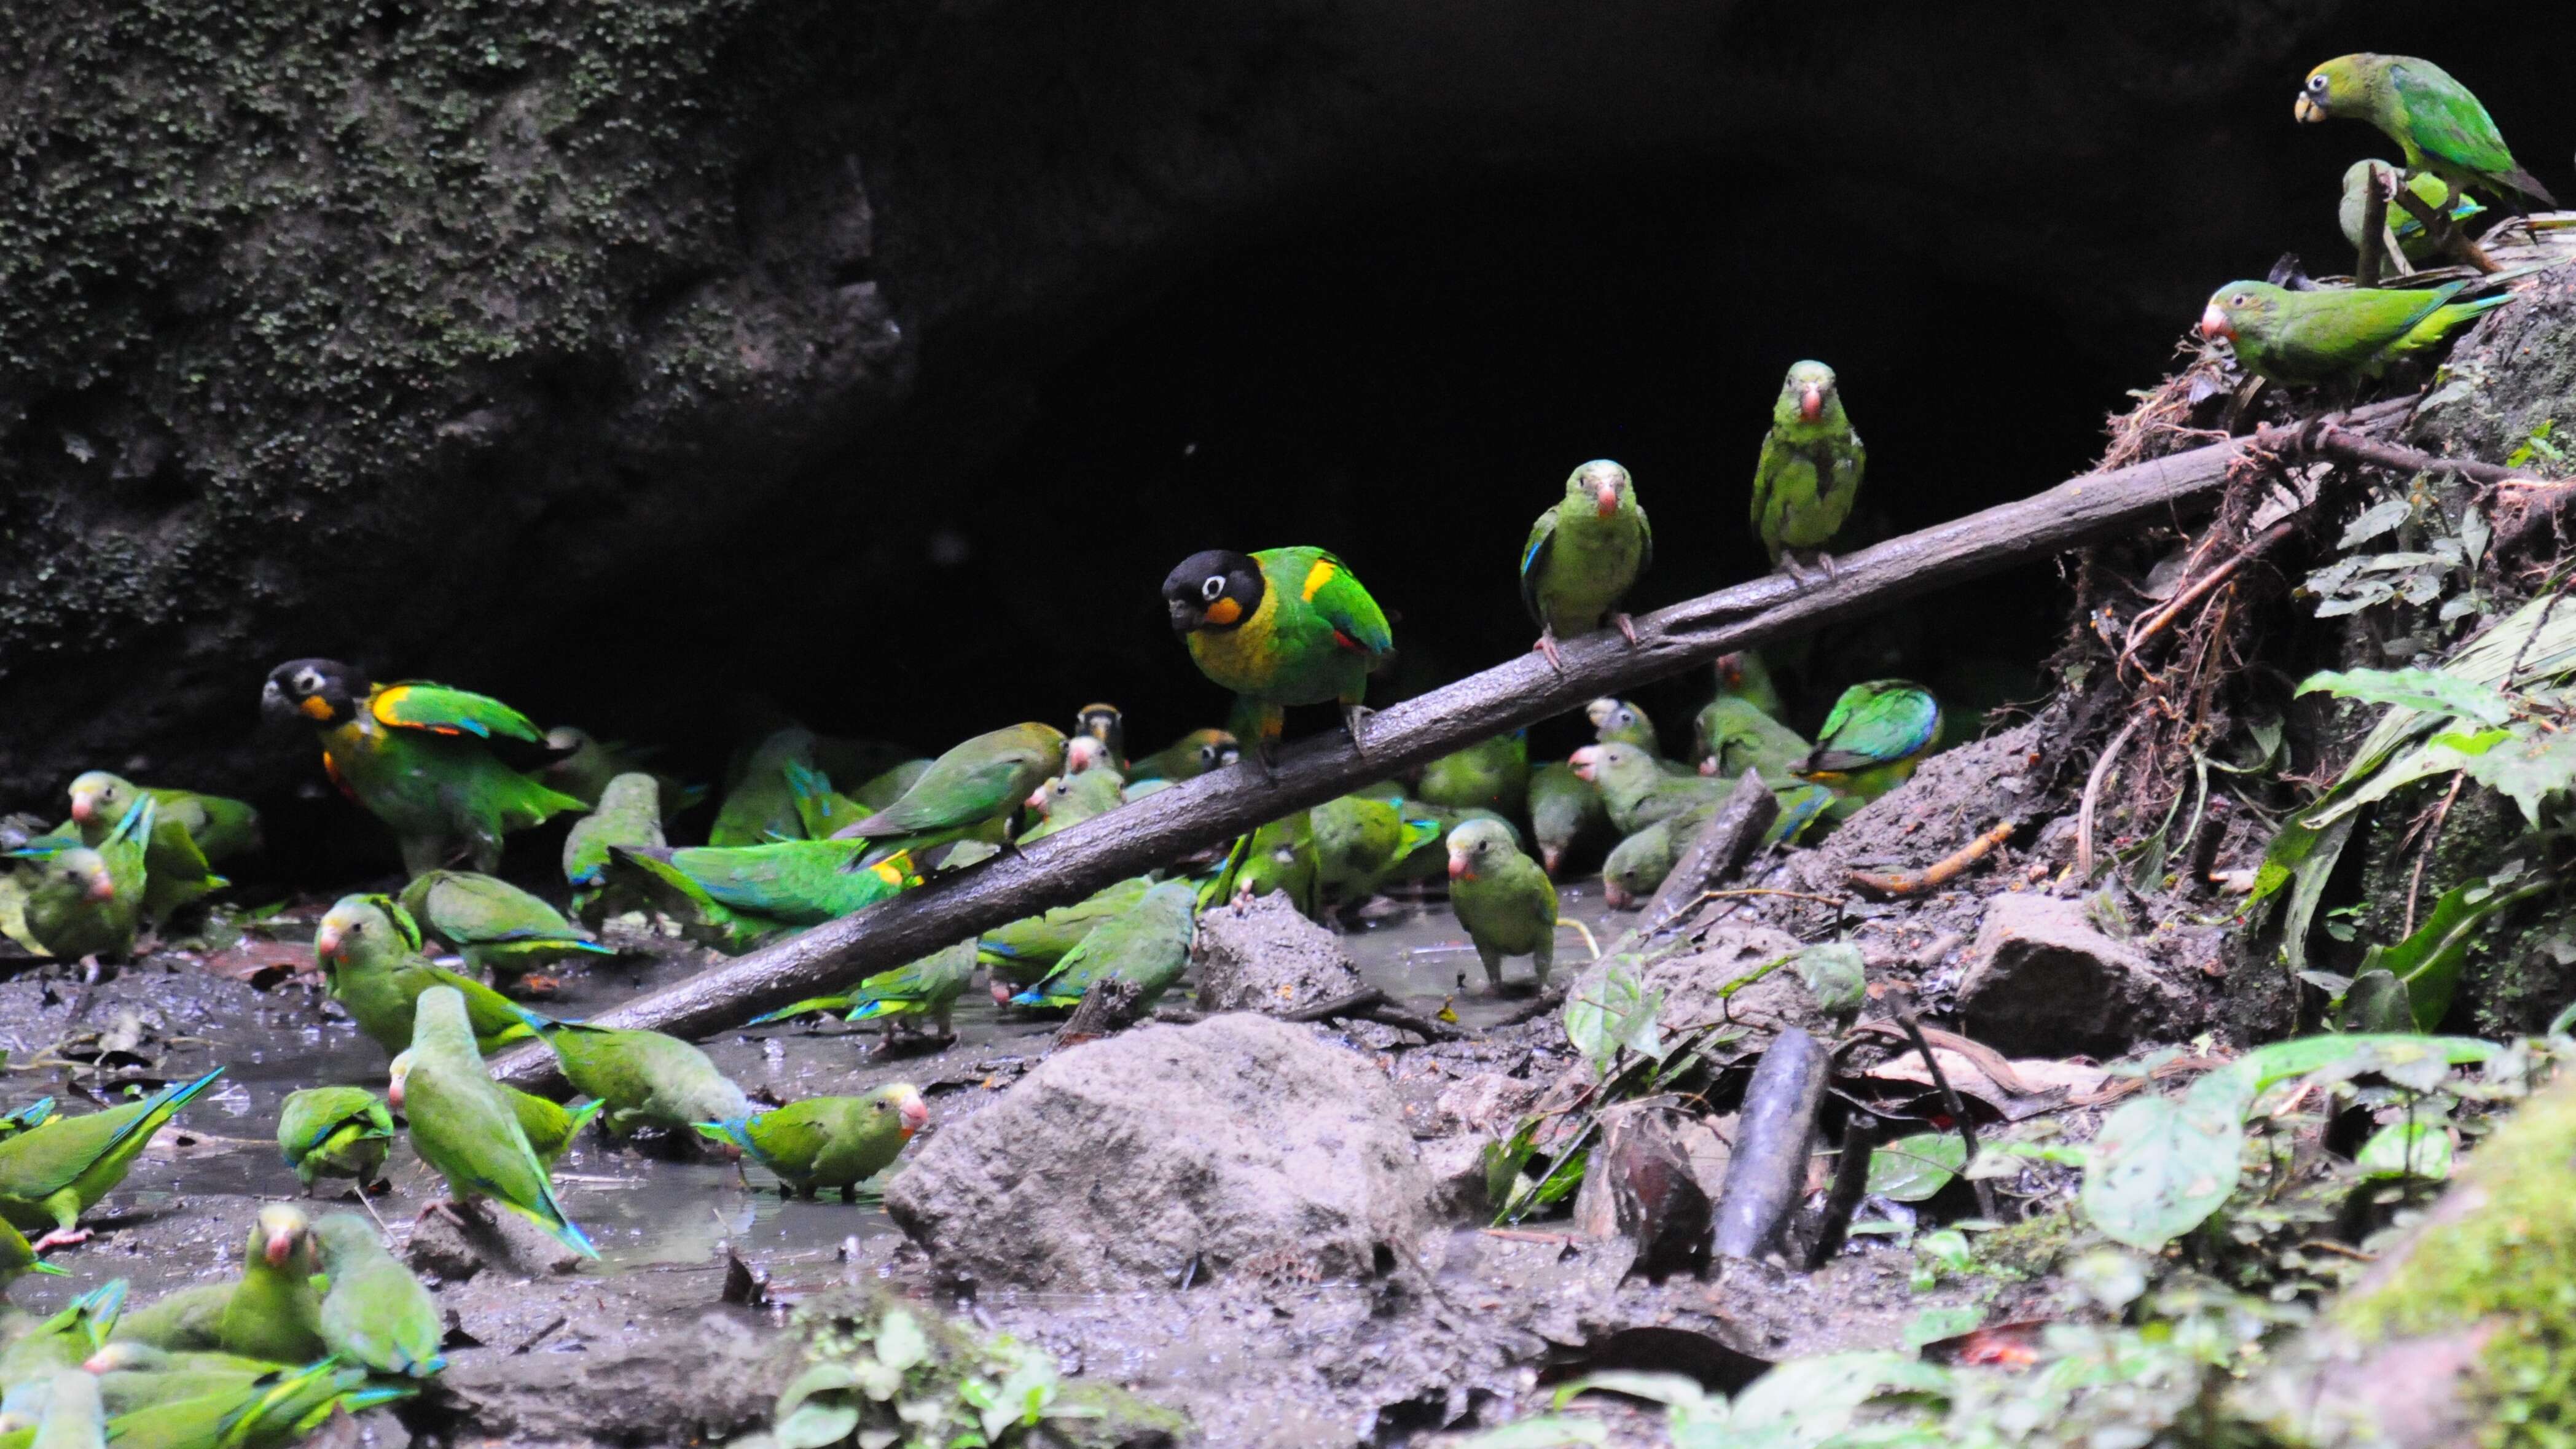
0;729;2239;1447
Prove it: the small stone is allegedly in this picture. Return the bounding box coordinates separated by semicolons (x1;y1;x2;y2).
1191;892;1365;1014
1956;894;2187;1056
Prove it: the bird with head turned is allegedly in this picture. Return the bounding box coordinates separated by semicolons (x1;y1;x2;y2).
1162;547;1392;767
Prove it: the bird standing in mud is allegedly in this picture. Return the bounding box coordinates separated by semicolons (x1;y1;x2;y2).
1447;818;1559;991
391;988;595;1257
1752;361;1866;584
695;1084;929;1200
262;660;585;876
1521;459;1651;670
1162;547;1393;765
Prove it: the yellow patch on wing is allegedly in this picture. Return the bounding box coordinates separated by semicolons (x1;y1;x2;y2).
871;853;915;886
1300;558;1337;601
369;684;459;734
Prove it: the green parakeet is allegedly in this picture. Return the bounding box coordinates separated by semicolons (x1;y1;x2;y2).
711;727;819;846
1694;697;1812;780
1526;762;1608;877
977;876;1156;989
1520;460;1651;668
310;1213;443;1378
63;774;250;922
1796;681;1943;803
389;988;595;1257
0;1281;125;1428
1602;813;1693;910
0;1098;54;1143
28;1365;101;1449
82;1345;284;1418
2297;53;2553;209
0;1069;223;1251
1011;880;1200;1012
838;724;1068;852
609;840;916;951
398;870;611;990
1446;819;1557;990
1751;361;1866;583
1220;815;1322;918
562;772;665;921
1586;698;1659;754
1309;794;1441;907
692;1084;928;1200
112;1208;325;1364
2199;279;2508;386
752;939;976;1044
1569;743;1726;837
1162;547;1393;762
101;1358;391;1449
261;660;586;877
274;1088;393;1193
1713;651;1787;722
1416;733;1529;815
2339;160;2484;265
532;1021;750;1137
1126;728;1239;783
6;798;151;961
313;894;550;1058
501;1084;605;1166
779;760;870;841
0;1219;65;1288
1020;767;1126;843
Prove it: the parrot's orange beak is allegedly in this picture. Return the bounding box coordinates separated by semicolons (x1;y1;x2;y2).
263;1225;297;1268
895;1088;929;1136
1594;480;1620;518
2199;304;2233;341
1568;746;1600;783
87;872;117;902
1799;383;1825;421
313;924;342;959
386;1055;410;1110
1717;654;1744;687
1447;851;1472;881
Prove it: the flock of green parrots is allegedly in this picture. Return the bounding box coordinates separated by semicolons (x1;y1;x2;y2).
0;48;2553;1449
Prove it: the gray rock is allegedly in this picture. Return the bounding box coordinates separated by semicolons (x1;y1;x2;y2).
1417;1134;1495;1221
1957;892;2186;1055
403;1201;588;1283
886;1014;1427;1291
1191;892;1365;1013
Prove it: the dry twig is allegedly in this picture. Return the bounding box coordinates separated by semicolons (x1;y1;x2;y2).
1849;821;2018;897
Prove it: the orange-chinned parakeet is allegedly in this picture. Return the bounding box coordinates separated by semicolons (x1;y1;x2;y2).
608;841;916;953
979;876;1156;989
753;939;977;1045
562;771;665;923
2340;160;2482;266
531;1020;750;1138
1010;880;1199;1012
0;1069;224;1252
109;1205;326;1364
262;660;585;877
1569;743;1727;837
1751;361;1865;584
314;893;549;1058
1795;681;1943;803
1446;819;1557;990
2296;54;2554;209
1521;460;1651;669
389;987;595;1257
2199;280;2508;387
311;1213;444;1378
4;799;151;961
692;1084;928;1200
64;772;256;922
835;723;1067;854
1309;792;1441;908
274;1087;394;1193
1126;728;1238;783
399;870;610;991
1526;761;1608;878
1162;547;1393;764
1020;765;1125;843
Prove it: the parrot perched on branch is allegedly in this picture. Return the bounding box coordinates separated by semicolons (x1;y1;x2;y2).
1752;361;1866;584
1162;547;1393;765
2199;279;2508;386
1521;460;1651;670
2296;53;2554;209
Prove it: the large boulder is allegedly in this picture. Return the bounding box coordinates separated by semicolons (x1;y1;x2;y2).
885;1013;1427;1291
1957;892;2188;1056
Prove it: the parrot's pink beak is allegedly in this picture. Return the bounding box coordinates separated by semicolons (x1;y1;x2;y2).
1541;846;1563;875
313;924;342;959
1447;852;1471;881
262;1226;296;1269
1799;384;1824;421
1568;746;1600;783
1067;738;1105;774
2199;305;2233;342
87;872;117;902
1698;757;1718;776
992;980;1012;1005
69;795;94;824
1604;880;1634;909
1594;481;1619;518
895;1089;929;1136
1027;785;1050;813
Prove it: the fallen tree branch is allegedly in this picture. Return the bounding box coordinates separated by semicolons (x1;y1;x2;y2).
487;397;2420;1089
1278;986;1460;1041
1849;820;2018;898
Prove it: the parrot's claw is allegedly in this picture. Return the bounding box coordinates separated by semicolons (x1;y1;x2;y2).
30;1227;91;1254
417;1200;471;1230
1342;704;1376;753
1533;630;1565;673
1611;612;1639;646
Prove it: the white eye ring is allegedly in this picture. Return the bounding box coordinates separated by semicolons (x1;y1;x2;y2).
1200;575;1226;601
294;668;323;693
2308;74;2328;92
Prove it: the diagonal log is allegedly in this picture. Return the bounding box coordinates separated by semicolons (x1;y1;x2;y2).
488;396;2416;1088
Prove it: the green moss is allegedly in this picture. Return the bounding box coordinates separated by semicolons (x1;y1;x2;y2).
2333;1080;2576;1447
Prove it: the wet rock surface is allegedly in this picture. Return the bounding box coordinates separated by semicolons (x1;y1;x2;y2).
1957;892;2188;1056
886;1012;1429;1292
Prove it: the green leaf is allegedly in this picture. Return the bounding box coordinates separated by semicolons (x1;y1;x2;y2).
2358;874;2550;1028
775;1365;861;1423
873;1308;930;1375
2338;497;2414;548
775;1403;860;1449
2236;1033;2502;1096
2078;1088;2247;1251
2338;969;2415;1033
2447;725;2576;826
2357;1120;2453;1180
1901;1306;1984;1349
2296;668;2514;727
1562;959;1665;1077
1866;1132;1968;1203
1788;942;1866;1016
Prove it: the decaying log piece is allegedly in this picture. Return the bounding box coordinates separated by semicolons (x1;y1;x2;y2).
1712;1026;1830;1263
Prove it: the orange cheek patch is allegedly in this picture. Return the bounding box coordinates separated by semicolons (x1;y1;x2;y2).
1203;597;1242;626
297;695;334;721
